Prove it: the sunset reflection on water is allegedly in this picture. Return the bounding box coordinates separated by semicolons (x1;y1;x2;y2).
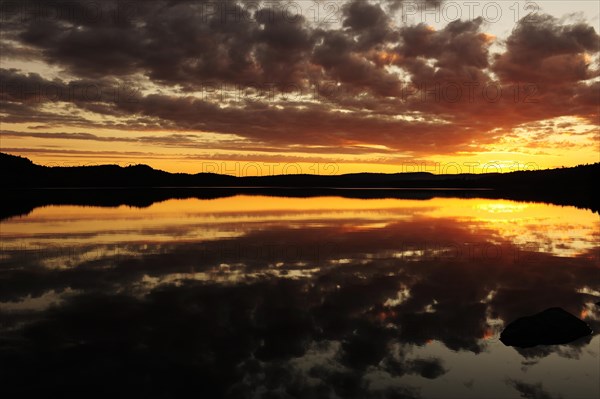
1;196;598;398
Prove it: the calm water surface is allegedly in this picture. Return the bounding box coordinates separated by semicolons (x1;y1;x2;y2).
1;196;598;398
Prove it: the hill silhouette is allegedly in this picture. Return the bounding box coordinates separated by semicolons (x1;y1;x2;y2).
1;152;598;219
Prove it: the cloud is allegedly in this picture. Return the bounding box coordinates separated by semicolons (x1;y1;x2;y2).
398;18;491;75
492;14;600;85
1;2;599;159
506;379;563;399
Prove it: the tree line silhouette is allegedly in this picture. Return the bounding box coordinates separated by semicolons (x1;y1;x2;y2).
2;152;598;218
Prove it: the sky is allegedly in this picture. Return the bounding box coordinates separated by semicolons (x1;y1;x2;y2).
0;0;599;175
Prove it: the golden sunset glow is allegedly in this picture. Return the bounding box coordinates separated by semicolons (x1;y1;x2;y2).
2;196;597;260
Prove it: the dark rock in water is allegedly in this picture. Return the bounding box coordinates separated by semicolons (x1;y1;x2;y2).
500;307;592;348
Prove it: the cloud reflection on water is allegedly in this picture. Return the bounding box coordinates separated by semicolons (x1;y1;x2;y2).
0;196;598;398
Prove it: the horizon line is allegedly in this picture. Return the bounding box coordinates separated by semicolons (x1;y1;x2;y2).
2;152;598;178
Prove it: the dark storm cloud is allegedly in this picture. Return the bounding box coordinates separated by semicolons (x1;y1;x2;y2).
0;68;130;104
311;29;404;97
342;0;397;50
398;18;491;80
4;0;313;87
492;13;600;84
253;7;316;87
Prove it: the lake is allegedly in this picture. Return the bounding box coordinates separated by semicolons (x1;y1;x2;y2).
1;195;598;398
